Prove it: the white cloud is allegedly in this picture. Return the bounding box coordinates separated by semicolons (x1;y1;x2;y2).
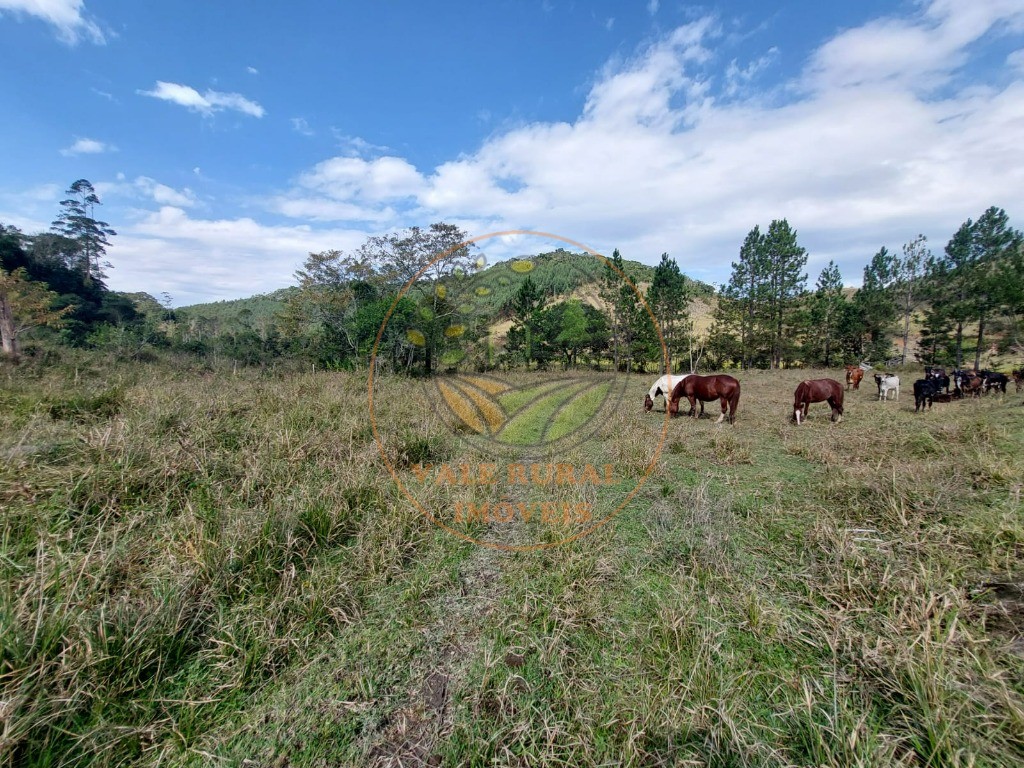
0;0;104;44
247;66;259;75
805;0;1024;92
60;137;114;155
291;117;314;136
331;132;390;156
723;47;778;97
270;1;1024;291
139;81;265;118
94;176;198;209
133;177;197;207
16;0;1023;305
106;208;371;305
647;0;659;16
295;156;426;203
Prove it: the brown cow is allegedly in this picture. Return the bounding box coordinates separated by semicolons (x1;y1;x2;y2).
844;365;864;391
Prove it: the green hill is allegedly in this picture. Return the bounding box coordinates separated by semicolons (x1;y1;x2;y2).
175;251;714;327
176;287;300;324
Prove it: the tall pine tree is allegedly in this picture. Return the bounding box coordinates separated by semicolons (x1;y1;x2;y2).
807;260;845;367
50;179;116;285
646;252;690;373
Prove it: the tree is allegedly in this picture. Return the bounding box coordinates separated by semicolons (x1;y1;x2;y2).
761;219;808;368
893;235;929;365
360;223;477;374
508;275;542;368
281;249;378;365
967;207;1022;370
51;180;116;284
853;247;897;362
714;221;806;369
598;249;641;371
929;222;974;368
716;226;768;369
646;253;689;373
282;223;476;373
807;260;845;367
0;268;70;358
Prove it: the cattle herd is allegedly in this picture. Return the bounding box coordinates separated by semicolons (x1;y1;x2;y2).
643;366;1024;425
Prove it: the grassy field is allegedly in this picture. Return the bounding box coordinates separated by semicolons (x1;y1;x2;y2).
2;355;1024;767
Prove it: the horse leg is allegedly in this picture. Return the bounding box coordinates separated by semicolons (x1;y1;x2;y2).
828;398;838;421
716;396;727;424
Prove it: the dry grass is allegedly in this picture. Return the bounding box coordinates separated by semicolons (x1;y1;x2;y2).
2;355;1023;766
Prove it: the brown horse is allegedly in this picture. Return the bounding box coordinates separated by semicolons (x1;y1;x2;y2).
844;364;864;391
669;374;741;424
793;379;844;424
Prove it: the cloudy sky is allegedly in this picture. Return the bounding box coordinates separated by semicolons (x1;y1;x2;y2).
2;0;1023;306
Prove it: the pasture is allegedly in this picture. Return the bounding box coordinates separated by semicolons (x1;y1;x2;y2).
2;358;1024;767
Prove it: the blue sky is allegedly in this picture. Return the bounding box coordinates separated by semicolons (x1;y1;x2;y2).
2;0;1023;306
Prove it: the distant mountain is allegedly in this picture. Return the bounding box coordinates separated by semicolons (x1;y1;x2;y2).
176;287;300;323
175;252;715;326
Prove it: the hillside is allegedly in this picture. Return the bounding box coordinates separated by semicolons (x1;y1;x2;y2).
175;251;715;326
176;287;300;323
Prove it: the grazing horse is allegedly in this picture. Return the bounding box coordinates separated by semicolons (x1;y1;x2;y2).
644;374;689;413
669;374;741;424
844;365;864;391
874;373;900;401
793;379;844;424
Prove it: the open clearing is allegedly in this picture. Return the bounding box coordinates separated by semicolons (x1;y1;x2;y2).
2;359;1023;766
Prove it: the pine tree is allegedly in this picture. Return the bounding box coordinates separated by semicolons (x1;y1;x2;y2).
510;275;542;368
853;247;897;362
599;249;639;371
762;219;808;369
50;179;116;284
808;260;845;367
968;207;1022;370
717;226;769;369
646;252;690;373
893;235;929;364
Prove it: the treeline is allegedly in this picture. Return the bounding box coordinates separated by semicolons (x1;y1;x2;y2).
3;182;1021;374
706;208;1024;370
0;180;146;358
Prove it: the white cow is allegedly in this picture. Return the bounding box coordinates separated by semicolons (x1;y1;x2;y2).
874;373;900;401
644;374;690;412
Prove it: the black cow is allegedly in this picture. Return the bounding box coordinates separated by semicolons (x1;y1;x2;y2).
914;378;940;412
984;372;1009;394
925;366;949;392
926;370;951;393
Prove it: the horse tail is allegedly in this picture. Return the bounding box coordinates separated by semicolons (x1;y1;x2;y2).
729;382;741;420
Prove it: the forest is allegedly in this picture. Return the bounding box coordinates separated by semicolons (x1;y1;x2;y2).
2;180;1023;376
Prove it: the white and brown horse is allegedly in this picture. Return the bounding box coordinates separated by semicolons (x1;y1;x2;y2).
644;374;689;412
